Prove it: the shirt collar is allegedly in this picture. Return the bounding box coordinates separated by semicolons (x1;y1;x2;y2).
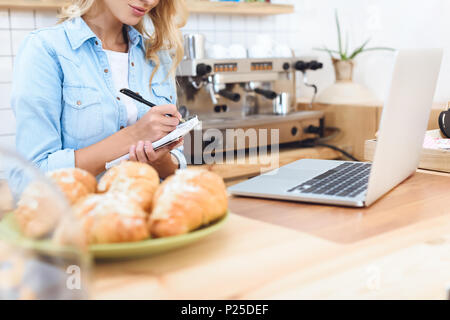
126;25;145;50
64;16;145;51
64;17;97;50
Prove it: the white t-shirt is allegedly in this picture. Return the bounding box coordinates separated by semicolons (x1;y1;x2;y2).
104;49;138;126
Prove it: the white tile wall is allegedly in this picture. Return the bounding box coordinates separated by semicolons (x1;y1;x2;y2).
9;9;35;29
11;29;32;55
182;11;301;49
0;109;15;135
0;30;11;55
291;0;450;102
0;83;11;108
0;10;9;29
0;8;57;151
35;10;59;29
0;134;15;151
0;57;13;84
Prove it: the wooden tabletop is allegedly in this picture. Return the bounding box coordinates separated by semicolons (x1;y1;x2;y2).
229;172;450;244
191;146;340;186
93;170;450;299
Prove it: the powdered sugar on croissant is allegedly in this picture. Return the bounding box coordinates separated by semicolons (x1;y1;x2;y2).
70;193;150;244
98;161;159;212
149;169;228;237
14;181;63;239
47;168;97;205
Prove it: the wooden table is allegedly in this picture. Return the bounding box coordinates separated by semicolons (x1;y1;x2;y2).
93;170;450;299
190;146;341;186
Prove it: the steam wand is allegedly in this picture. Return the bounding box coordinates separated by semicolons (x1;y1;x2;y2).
294;60;323;109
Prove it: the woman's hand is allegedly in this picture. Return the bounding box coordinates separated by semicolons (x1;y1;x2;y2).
75;106;183;177
130;104;182;142
129;138;184;167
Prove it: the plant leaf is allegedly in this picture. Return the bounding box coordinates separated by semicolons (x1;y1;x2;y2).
362;47;396;52
345;31;349;57
313;47;340;60
335;10;344;59
348;38;371;59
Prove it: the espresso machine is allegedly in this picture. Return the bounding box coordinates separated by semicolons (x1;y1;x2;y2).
176;43;325;163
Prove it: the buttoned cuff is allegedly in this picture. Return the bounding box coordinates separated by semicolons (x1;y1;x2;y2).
46;148;76;172
170;148;187;170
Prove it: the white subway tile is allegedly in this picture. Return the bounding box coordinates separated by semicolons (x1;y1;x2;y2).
202;30;216;45
245;15;259;32
230;15;245;32
0;30;11;56
11;30;32;56
215;14;231;31
288;12;300;32
0;10;9;29
35;10;57;29
288;32;301;51
182;29;196;36
0;57;13;83
0;109;15;135
277;32;289;48
245;31;260;48
0;83;12;108
10;9;35;29
183;13;198;31
275;13;290;31
270;30;279;45
215;31;232;47
197;14;214;31
0;134;15;151
259;16;274;32
231;32;246;46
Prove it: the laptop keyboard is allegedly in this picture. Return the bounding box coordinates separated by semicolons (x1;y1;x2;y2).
287;162;372;198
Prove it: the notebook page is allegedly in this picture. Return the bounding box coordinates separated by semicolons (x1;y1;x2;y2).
105;116;199;170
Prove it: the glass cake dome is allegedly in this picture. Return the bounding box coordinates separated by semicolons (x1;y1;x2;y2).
0;147;90;300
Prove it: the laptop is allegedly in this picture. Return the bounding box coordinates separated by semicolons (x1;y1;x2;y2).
228;49;443;207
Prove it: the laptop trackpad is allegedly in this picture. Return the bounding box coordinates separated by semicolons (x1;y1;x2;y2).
261;159;341;182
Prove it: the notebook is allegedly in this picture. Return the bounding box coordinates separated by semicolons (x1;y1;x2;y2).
105;116;199;170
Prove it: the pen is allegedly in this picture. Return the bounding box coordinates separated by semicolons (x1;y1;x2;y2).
120;88;185;122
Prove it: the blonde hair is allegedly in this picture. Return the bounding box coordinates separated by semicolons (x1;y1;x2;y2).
59;0;188;84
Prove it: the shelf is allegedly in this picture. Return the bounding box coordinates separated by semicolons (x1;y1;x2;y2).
187;1;294;15
0;0;66;9
0;0;294;15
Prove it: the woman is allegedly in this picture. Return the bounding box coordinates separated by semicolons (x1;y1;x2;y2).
11;0;188;178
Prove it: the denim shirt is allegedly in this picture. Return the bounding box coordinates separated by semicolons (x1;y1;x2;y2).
11;16;185;174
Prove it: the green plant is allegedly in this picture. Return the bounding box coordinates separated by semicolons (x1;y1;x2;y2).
314;10;394;61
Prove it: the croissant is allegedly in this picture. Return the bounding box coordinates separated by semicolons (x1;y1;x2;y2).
71;193;149;244
149;169;228;237
14;181;62;239
98;161;159;212
47;168;97;205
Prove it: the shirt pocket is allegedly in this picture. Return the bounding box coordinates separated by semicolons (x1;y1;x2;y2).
151;82;174;105
62;86;104;140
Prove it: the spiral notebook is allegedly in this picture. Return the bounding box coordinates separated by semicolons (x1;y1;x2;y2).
105;116;199;170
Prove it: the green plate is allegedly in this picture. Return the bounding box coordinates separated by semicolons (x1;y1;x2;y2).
0;212;229;260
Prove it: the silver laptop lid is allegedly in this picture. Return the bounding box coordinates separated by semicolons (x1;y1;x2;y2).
365;49;443;206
